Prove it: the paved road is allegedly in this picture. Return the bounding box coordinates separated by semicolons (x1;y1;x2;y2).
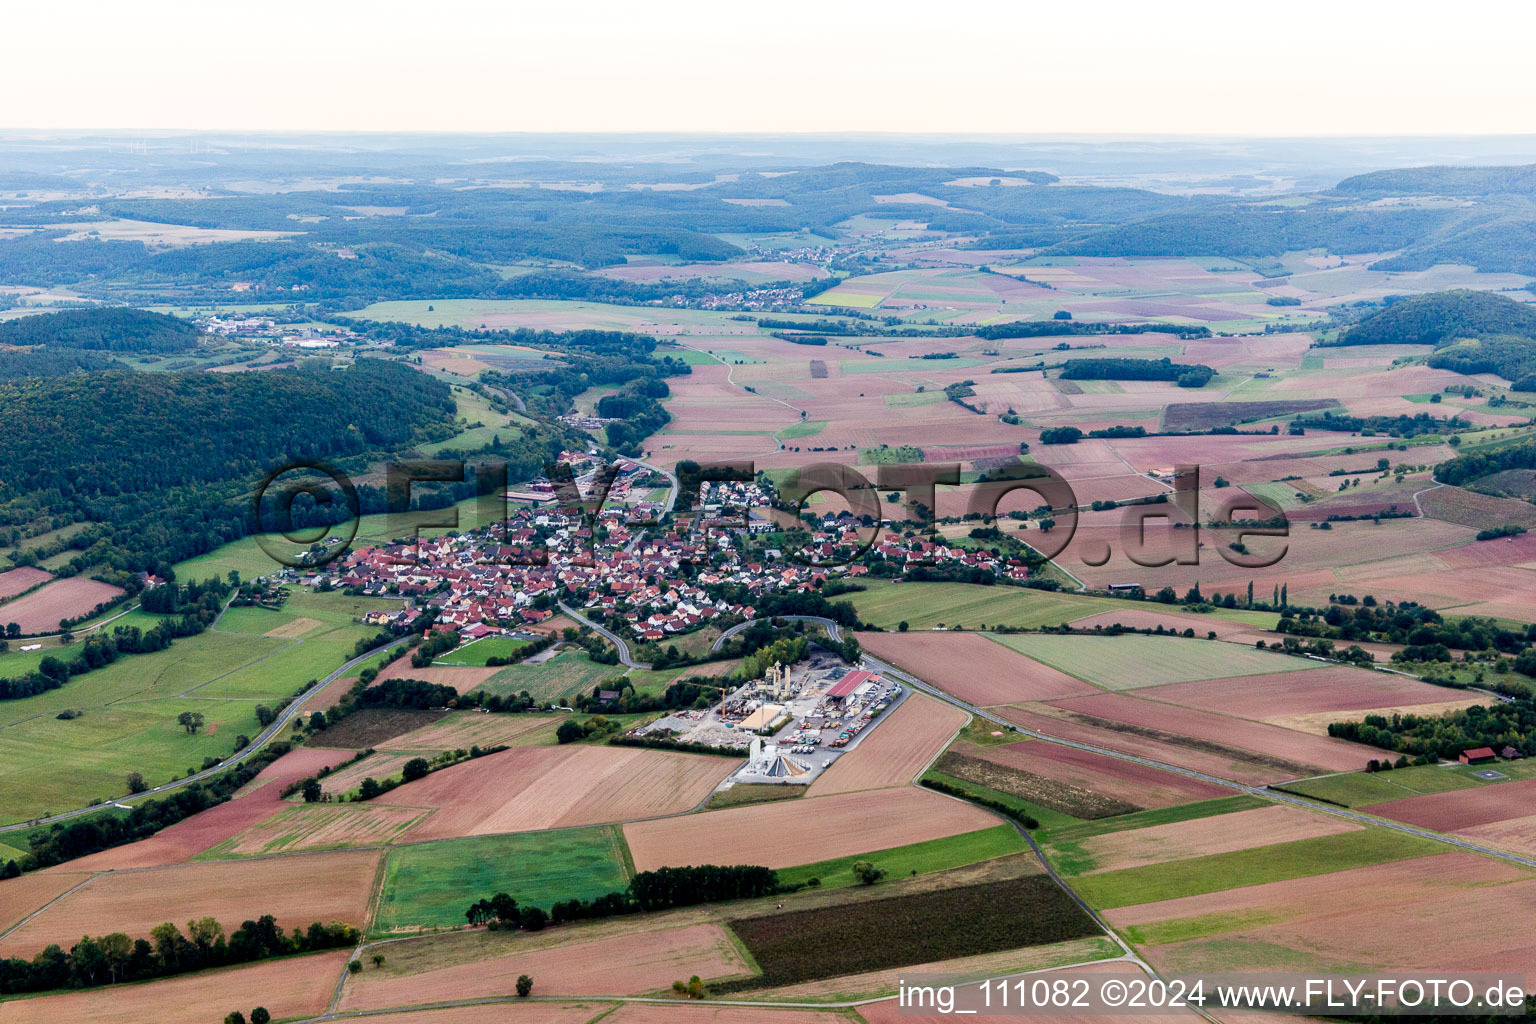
710;614;842;652
627;456;679;516
0;636;409;835
557;601;650;670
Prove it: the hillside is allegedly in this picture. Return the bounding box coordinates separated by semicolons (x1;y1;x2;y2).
1331;290;1536;347
1335;163;1536;197
0;359;462;572
0;307;203;353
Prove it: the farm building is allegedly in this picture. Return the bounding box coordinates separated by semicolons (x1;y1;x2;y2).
1460;747;1498;765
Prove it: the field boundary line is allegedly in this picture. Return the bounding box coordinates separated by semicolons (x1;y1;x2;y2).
0;870;102;942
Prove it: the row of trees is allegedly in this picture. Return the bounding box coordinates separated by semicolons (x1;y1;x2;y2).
0;914;357;995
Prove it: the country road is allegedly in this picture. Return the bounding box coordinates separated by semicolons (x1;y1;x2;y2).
557;601;650;669
710;614;842;652
0;636;409;835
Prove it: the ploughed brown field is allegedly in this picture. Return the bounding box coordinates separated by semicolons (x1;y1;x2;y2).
1064;608;1252;638
57;746;358;870
0;850;380;956
960;739;1230;809
0;949;349;1024
1043;692;1387;776
0;566;50;600
0;870;94;937
339;922;749;1010
623;786;998;872
1138;667;1470;720
0;576;125;633
859;631;1098;705
377;662;503;692
606;1005;850;1024
328;1005;604;1024
806;692;966;797
375;744;739;839
1362;777;1536;832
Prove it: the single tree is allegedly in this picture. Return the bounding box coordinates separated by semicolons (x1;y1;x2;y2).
347;960;362;974
851;860;886;886
250;1009;270;1024
371;954;385;968
358;777;382;800
176;711;204;735
516;974;534;997
225;1013;247;1024
300;778;322;803
125;771;147;794
401;757;431;783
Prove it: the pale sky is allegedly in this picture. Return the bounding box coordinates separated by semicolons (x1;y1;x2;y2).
7;0;1536;135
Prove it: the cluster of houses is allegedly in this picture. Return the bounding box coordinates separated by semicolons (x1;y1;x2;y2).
276;470;1040;649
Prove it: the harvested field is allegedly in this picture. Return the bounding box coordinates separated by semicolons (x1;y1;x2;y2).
0;850;381;955
725;876;1100;990
382;710;560;750
0;949;349;1024
1045;692;1387;775
1362;777;1536;832
935;747;1140;818
377;662;502;692
1457;813;1536;857
0;577;125;633
1138;667;1467;721
806;693;966;796
1064;608;1252;639
0;566;50;601
965;740;1230;809
993;634;1311;690
340;922;749;1010
624;787;999;871
606;1006;849;1024
1075;805;1358;873
1134;862;1536;977
207;802;432;856
309;708;447;749
62;746;357;870
1265;698;1489;737
859;631;1098;705
378;744;738;840
0;870;93;937
336;1005;604;1024
997;704;1313;788
1105;850;1525;933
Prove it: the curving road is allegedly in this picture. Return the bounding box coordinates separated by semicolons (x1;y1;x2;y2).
557;601;650;670
0;636;409;835
710;614;842;652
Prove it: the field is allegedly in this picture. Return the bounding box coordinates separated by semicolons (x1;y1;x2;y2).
1068;827;1441;909
433;634;533;666
375;744;739;839
0;576;125;633
1064;804;1359;874
726;876;1100;989
339;922;751;1010
1042;691;1387;776
0;870;95;936
858;631;1098;705
479;650;623;701
952;740;1232;811
933;747;1141;819
1106;851;1536;977
623;786;1000;871
774;824;1029;890
375;826;631;932
1361;777;1536;832
0;566;50;600
1138;667;1479;722
202;802;432;856
0;949;349;1024
0;849;381;955
381;710;564;750
990;633;1314;690
805;693;966;796
843;580;1150;631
